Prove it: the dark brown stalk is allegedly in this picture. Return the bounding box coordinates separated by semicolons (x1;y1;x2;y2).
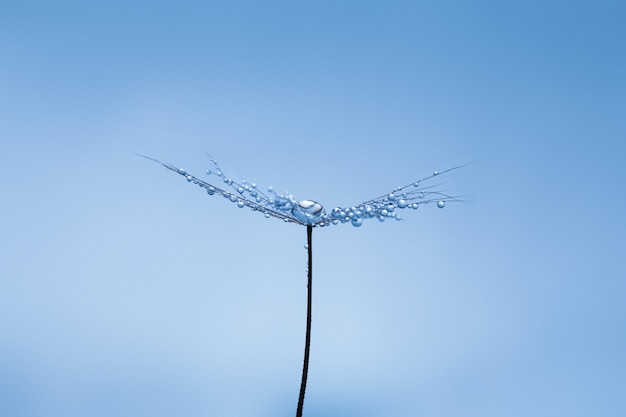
296;225;313;417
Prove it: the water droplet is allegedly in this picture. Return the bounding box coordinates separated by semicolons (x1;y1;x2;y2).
291;200;324;225
230;195;237;202
381;209;389;217
437;200;445;208
413;182;420;187
433;170;439;176
351;217;363;227
237;187;244;194
388;193;396;201
397;199;407;208
178;168;186;175
186;175;193;182
224;178;233;185
206;186;215;195
237;200;245;208
265;213;270;218
251;182;257;188
206;170;212;175
304;244;309;250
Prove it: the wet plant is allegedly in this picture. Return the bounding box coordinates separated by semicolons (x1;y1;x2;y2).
140;153;464;417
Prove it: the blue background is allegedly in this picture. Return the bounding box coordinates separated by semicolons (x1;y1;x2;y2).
1;1;624;416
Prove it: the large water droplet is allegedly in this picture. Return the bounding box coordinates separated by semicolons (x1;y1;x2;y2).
437;200;445;208
351;217;363;227
397;199;407;208
291;200;324;225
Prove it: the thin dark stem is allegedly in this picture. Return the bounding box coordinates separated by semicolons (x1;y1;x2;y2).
296;225;313;417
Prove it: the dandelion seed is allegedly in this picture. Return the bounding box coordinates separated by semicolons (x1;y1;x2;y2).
139;152;466;417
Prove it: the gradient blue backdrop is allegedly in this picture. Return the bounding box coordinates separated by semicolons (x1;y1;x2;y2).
1;1;624;416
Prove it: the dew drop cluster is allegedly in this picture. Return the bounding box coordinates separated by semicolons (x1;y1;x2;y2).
145;155;458;228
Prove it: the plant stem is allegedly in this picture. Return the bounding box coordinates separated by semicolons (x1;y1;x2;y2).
296;225;313;417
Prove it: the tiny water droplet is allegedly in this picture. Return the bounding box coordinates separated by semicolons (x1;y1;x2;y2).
178;168;186;175
292;200;324;225
265;213;270;218
397;199;407;208
304;244;309;250
206;170;212;175
186;175;193;182
237;200;245;208
437;200;445;208
388;193;396;201
351;217;363;227
207;186;215;195
224;178;233;185
433;170;439;176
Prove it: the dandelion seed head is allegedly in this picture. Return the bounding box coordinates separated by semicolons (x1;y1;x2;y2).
139;153;464;228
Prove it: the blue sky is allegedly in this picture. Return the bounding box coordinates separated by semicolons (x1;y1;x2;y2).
1;1;624;416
